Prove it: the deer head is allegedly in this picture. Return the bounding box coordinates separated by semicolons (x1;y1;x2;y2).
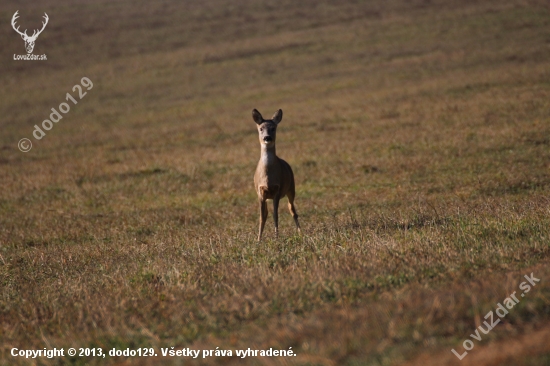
11;11;49;54
253;109;283;148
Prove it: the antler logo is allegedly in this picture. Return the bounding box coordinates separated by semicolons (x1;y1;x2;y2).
11;10;49;54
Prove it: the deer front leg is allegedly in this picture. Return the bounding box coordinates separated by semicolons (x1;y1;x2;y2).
273;195;280;239
258;200;268;242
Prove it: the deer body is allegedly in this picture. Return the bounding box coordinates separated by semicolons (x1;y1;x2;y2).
253;109;300;241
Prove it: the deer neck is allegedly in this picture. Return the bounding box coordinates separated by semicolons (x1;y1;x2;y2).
259;144;277;166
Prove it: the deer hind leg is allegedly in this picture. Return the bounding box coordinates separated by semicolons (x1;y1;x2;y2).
258;200;268;242
287;191;301;233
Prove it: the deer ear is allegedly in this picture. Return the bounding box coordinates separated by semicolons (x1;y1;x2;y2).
252;109;264;125
271;109;283;124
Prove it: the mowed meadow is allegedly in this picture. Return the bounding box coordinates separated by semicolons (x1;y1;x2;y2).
1;0;550;364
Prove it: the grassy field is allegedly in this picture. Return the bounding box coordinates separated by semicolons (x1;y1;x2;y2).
1;0;550;364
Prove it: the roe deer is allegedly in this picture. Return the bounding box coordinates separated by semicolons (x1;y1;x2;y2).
253;108;301;241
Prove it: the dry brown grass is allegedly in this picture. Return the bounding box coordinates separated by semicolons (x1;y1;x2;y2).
1;0;550;365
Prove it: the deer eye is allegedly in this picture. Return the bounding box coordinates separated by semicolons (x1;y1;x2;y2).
260;128;263;131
